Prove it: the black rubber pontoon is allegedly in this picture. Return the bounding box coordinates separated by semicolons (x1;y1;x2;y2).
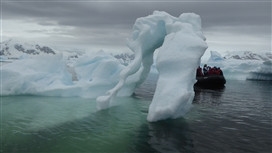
195;75;226;88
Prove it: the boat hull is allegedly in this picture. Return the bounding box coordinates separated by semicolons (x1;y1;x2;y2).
195;75;226;89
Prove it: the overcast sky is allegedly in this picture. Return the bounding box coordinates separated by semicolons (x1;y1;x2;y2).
1;0;271;54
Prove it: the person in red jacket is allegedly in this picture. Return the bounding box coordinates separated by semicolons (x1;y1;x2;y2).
196;66;204;77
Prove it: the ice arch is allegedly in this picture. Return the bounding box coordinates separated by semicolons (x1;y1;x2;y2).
96;11;207;122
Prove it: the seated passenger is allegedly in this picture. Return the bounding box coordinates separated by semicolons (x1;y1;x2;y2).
196;66;204;77
203;64;209;76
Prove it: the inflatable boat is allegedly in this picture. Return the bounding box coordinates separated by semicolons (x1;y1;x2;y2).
195;75;226;88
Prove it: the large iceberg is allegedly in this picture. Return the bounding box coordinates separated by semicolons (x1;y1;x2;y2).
1;51;129;98
97;11;207;121
205;50;272;80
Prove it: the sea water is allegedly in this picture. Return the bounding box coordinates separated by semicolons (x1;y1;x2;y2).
1;74;272;153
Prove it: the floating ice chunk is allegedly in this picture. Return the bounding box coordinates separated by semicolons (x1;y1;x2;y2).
205;51;272;80
247;61;272;81
1;54;72;95
148;19;207;122
97;11;207;121
0;51;130;98
96;11;171;110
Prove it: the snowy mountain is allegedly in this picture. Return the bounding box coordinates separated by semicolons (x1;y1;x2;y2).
113;53;135;66
0;39;132;63
207;50;272;62
0;39;57;58
206;51;272;81
223;51;272;61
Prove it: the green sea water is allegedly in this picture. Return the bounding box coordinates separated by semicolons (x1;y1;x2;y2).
1;79;272;153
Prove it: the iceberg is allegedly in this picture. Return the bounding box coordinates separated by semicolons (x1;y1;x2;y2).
205;51;272;80
97;11;207;121
247;60;272;81
1;51;128;98
1;54;72;96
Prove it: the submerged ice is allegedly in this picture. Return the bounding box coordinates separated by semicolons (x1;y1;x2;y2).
97;11;207;121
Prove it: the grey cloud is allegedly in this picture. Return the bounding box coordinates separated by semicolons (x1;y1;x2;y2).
3;1;270;29
2;0;271;51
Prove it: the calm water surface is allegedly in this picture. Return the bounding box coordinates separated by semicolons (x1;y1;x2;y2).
1;76;272;153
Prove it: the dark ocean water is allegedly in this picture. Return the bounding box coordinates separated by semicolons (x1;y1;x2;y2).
1;74;272;153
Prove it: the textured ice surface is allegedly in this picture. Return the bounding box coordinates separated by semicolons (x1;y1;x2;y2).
96;11;207;121
1;51;132;98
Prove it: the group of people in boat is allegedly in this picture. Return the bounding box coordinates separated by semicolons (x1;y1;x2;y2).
196;64;223;77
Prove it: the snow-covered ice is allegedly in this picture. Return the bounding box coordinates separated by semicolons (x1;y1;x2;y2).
148;15;207;121
1;50;132;98
96;11;207;121
205;51;272;81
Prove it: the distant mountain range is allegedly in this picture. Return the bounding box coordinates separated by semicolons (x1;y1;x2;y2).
0;39;136;66
208;50;272;63
0;39;57;58
1;39;271;63
223;51;272;61
113;53;135;66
